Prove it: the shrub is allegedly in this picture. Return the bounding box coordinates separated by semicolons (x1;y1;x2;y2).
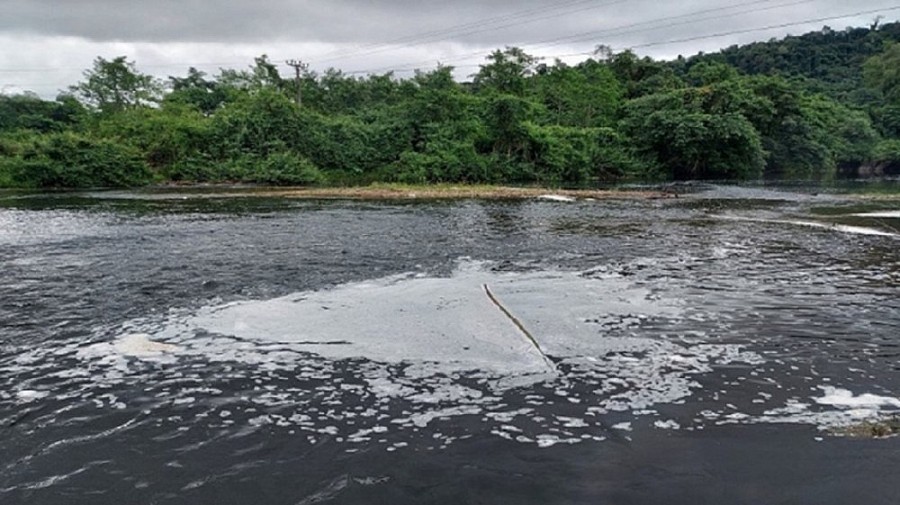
2;131;150;188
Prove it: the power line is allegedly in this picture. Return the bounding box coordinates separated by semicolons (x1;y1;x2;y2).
313;0;632;65
0;0;619;75
3;2;900;91
334;0;786;72
312;0;603;63
530;0;809;49
0;0;632;75
340;0;822;75
629;5;900;50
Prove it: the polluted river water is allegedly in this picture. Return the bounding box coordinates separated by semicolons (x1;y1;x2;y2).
0;185;899;504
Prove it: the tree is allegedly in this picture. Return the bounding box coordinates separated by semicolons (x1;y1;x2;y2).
608;50;685;98
473;47;540;96
622;84;766;180
0;93;85;132
217;55;287;93
686;61;740;86
532;60;624;128
69;56;162;114
864;43;900;105
166;67;229;114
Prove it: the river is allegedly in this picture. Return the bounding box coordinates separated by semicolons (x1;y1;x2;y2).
1;186;899;504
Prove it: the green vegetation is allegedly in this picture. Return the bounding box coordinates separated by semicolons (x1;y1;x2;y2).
3;22;900;188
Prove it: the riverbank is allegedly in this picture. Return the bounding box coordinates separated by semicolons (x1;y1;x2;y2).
149;183;672;200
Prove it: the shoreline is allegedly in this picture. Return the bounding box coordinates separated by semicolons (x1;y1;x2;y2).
240;184;672;200
3;182;899;201
0;183;669;201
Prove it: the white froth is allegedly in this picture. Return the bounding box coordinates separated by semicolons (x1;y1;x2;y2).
182;270;555;380
851;210;900;218
537;195;577;203
815;387;900;409
611;422;633;431
162;264;684;382
71;260;767;448
654;419;681;430
717;215;898;237
16;390;49;402
113;334;181;357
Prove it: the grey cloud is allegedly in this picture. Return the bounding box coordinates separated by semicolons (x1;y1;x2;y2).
1;0;898;99
4;0;894;47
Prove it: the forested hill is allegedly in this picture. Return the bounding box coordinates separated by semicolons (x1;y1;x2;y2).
676;21;900;103
2;22;900;189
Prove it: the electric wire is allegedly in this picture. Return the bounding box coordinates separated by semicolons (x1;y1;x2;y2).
2;2;899;92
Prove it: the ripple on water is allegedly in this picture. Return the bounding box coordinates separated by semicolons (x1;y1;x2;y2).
23;260;775;451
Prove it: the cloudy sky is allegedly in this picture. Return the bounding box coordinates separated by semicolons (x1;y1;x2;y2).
2;0;899;97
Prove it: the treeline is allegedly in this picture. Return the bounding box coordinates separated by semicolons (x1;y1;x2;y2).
2;22;900;188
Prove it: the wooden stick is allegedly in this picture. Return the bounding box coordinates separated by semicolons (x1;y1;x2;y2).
483;283;557;372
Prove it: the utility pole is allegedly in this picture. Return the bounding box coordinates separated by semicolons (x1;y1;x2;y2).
285;59;309;107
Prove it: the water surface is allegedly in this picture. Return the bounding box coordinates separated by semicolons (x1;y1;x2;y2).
1;187;899;504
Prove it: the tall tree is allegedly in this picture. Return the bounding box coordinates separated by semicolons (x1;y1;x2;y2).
473;47;540;96
166;67;229;114
69;56;162;114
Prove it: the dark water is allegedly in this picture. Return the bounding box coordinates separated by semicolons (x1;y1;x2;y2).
1;187;899;505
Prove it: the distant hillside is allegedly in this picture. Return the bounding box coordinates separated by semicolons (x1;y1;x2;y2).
676;21;900;103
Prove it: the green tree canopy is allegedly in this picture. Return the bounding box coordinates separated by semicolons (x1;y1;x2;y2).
68;56;162;114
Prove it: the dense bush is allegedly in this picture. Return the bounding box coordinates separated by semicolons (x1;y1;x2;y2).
1;131;150;188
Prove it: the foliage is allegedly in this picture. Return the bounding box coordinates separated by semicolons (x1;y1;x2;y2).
0;94;86;132
0;130;150;188
473;47;541;96
531;61;624;128
864;43;900;105
225;152;325;185
680;23;900;103
165;67;231;114
68;56;163;114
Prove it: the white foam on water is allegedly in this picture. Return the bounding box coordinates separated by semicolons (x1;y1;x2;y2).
536;195;577;203
851;210;900;219
815;387;900;409
654;419;681;430
16;390;49;402
175;269;557;380
113;334;181;358
708;387;900;431
65;259;769;448
717;215;899;237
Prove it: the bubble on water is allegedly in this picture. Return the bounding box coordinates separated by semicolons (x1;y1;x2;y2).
28;260;772;448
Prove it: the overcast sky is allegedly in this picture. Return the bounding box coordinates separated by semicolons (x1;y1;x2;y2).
2;0;899;97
